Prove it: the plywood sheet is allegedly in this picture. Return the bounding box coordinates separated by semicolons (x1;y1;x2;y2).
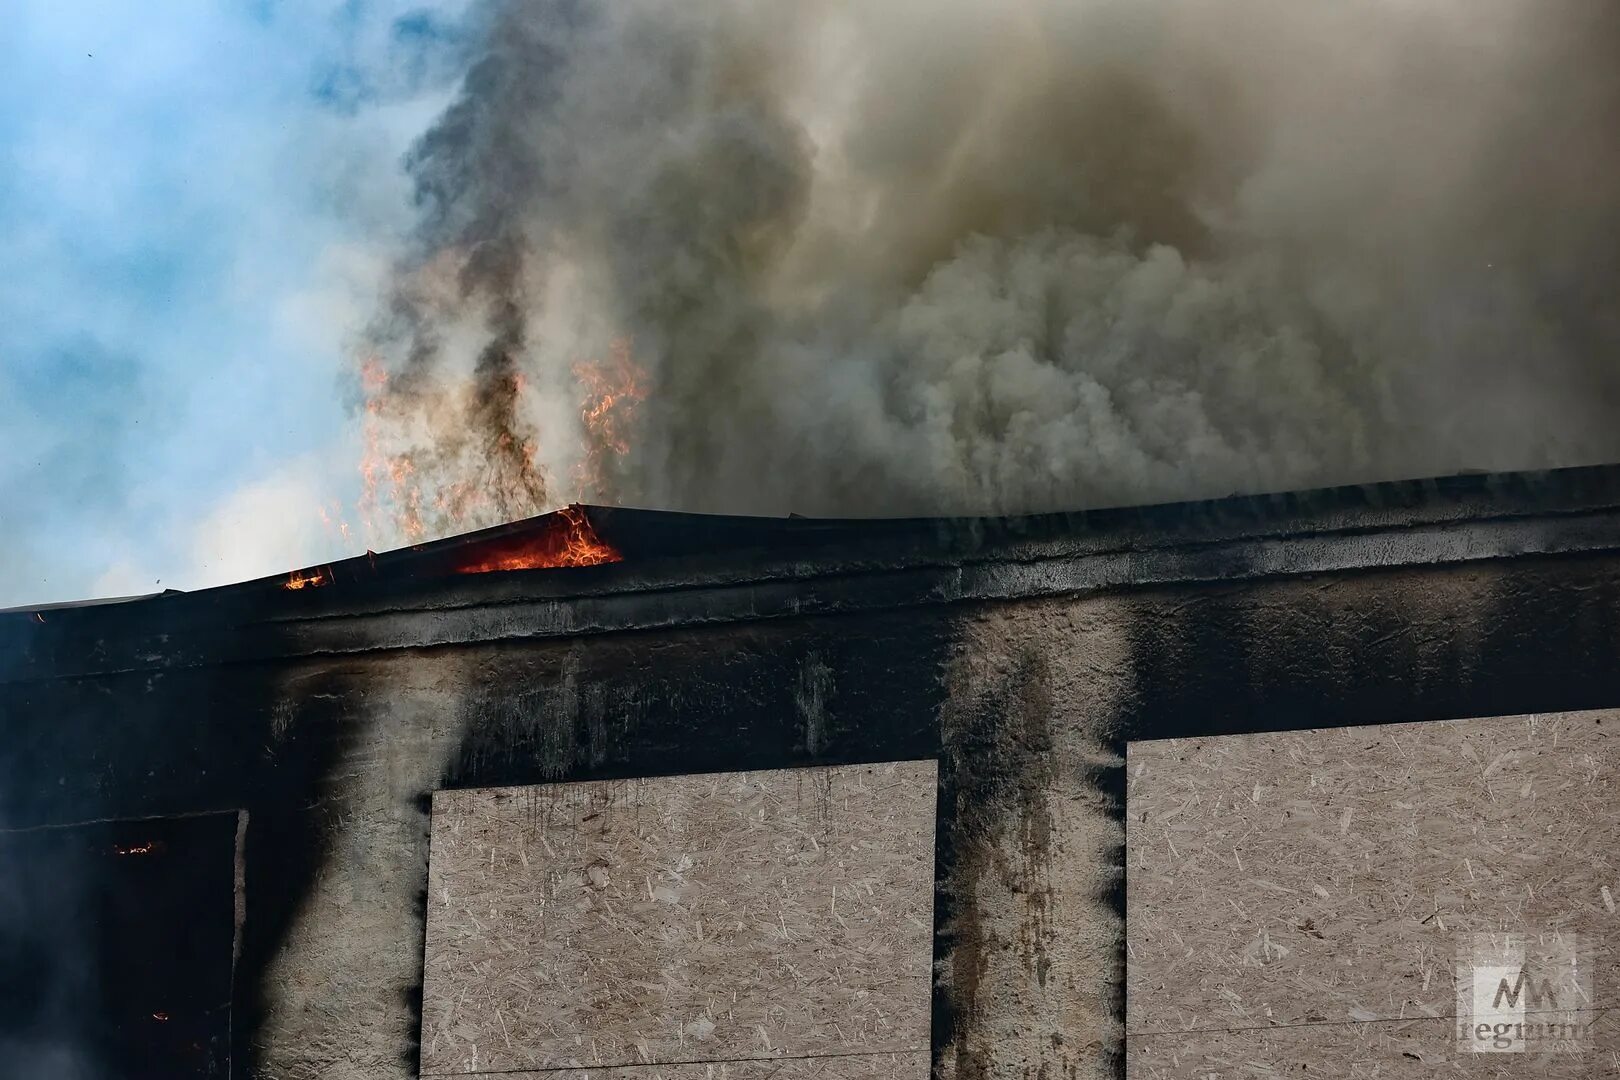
422;760;936;1076
1126;709;1619;1071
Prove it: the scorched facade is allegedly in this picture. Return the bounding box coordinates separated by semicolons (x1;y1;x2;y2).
3;465;1620;1078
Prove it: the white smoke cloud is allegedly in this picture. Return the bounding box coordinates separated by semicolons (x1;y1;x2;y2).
363;0;1620;520
6;0;1616;605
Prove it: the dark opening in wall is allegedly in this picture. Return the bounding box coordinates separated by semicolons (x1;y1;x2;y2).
0;812;240;1079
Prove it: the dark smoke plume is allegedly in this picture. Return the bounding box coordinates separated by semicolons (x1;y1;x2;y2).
362;0;1620;531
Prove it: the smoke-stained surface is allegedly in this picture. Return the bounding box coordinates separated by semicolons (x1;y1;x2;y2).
0;817;238;1079
363;0;1620;525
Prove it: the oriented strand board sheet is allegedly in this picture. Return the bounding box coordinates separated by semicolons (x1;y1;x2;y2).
422;760;936;1076
1129;1012;1618;1078
445;1051;931;1078
1126;710;1618;1072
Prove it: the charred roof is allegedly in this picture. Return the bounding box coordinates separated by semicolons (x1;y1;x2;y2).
6;463;1620;684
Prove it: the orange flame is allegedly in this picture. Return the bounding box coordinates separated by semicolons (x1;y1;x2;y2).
359;355;388;395
320;346;638;578
573;339;647;499
452;506;621;574
358;354;409;543
353;353;547;544
318;500;352;545
283;566;333;591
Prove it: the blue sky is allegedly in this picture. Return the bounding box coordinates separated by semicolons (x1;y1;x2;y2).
0;1;475;605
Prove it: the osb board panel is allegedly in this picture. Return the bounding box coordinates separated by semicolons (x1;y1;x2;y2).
434;1049;930;1078
422;760;936;1075
1128;1010;1618;1078
1126;710;1618;1037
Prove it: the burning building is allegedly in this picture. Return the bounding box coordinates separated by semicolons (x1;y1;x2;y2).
2;463;1618;1078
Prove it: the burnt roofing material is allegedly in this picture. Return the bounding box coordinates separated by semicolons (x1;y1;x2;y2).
5;463;1620;684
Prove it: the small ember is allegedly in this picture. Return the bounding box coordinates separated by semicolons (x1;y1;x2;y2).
114;840;163;857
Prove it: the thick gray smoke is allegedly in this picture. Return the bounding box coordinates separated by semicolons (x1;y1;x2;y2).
364;0;1620;526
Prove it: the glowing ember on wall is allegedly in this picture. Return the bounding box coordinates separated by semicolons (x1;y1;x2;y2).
450;505;621;574
114;841;163;857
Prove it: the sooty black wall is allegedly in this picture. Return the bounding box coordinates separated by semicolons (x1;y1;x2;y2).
3;474;1620;1079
